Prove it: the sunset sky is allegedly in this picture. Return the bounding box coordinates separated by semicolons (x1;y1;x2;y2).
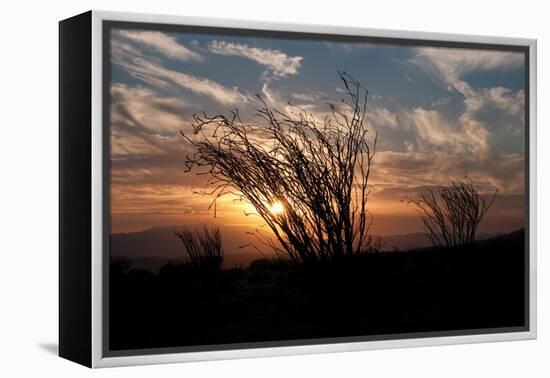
109;26;526;248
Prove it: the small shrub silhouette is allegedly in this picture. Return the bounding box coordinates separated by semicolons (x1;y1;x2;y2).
406;176;498;248
174;225;224;272
361;234;383;254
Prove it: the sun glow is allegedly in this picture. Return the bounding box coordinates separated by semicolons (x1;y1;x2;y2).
269;201;285;215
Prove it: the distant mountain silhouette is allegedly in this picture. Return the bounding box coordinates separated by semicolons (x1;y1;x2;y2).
111;225;191;259
110;225;261;270
110;225;501;270
381;231;498;251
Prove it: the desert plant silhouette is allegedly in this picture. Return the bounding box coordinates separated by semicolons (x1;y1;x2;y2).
406;176;498;248
174;226;224;271
182;72;377;264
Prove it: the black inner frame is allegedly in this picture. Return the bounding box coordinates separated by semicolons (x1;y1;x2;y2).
102;19;530;358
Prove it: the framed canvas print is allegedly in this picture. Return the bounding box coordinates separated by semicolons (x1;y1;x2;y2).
59;10;537;368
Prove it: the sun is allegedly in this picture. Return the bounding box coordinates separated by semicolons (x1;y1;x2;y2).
269;201;285;215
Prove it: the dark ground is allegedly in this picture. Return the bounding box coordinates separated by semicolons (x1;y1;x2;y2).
109;229;526;352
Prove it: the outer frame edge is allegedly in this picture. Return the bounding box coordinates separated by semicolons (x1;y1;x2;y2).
59;10;93;368
96;9;536;46
89;10;537;368
528;39;537;340
91;10;104;369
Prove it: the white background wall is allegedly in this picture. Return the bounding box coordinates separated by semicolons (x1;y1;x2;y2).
0;0;547;376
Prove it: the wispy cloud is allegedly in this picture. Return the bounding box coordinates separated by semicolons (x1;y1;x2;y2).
368;106;399;130
404;46;525;159
208;40;303;77
469;87;525;117
111;83;192;137
372;149;524;196
400;107;490;156
109;82;205;192
291;93;317;103
112;39;251;106
409;47;523;92
118;30;203;62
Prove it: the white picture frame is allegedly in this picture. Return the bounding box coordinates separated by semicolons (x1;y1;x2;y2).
59;10;537;368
